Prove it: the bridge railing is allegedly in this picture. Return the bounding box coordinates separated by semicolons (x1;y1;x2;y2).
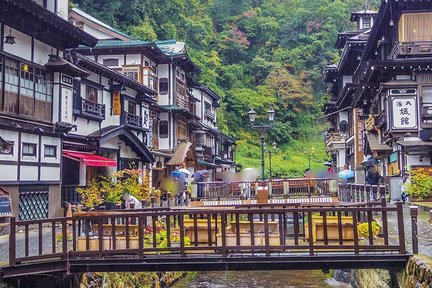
338;183;387;203
5;199;408;269
201;178;335;200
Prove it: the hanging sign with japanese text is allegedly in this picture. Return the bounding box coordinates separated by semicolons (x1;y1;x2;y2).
389;95;418;130
112;90;121;116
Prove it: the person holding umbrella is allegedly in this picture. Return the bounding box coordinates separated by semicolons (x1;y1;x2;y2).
193;170;208;199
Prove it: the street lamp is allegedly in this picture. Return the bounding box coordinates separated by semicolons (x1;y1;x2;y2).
266;141;277;179
248;106;276;182
303;147;315;170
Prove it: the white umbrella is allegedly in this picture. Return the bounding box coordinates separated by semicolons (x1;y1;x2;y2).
178;168;192;176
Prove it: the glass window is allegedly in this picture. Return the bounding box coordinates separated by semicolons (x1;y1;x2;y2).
35;69;53;122
44;145;56;158
362;17;371;29
159;78;168;95
103;58;119;67
19;64;35;117
128;101;136;114
22;143;37;157
86;86;98;103
4;58;19;114
159;120;168;138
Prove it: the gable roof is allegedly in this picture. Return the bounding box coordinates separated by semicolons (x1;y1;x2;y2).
70;8;132;41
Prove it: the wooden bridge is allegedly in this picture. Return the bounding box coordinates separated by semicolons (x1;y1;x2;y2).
0;195;413;280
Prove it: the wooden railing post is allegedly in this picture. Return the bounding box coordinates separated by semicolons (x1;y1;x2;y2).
9;216;16;266
410;205;418;254
396;202;406;254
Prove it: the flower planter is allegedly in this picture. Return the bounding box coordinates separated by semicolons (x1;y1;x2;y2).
409;196;432;203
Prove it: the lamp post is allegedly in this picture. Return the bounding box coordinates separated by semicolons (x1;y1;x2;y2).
303;147;315;170
266;141;277;179
248;106;275;182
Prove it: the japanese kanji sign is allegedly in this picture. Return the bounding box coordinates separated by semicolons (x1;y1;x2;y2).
390;95;418;130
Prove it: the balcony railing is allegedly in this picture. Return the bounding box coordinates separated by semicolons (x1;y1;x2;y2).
205;110;215;122
326;132;346;143
176;93;189;110
204;146;216;156
77;98;105;121
388;41;432;59
121;111;143;129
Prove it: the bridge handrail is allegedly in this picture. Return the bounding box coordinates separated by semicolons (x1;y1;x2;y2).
4;198;410;273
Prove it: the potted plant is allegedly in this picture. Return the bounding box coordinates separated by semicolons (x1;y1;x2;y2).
404;168;432;201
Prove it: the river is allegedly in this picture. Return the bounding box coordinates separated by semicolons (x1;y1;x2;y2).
173;270;351;288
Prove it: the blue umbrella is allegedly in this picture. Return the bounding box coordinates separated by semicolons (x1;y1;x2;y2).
170;170;182;178
193;170;209;181
338;169;355;179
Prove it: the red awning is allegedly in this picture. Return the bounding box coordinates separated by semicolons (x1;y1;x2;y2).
63;150;117;167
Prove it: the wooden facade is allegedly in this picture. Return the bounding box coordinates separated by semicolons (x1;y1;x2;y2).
324;1;432;181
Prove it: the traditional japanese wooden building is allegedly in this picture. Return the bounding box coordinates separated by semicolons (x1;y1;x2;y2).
324;0;432;180
69;9;236;186
323;9;377;181
0;0;97;219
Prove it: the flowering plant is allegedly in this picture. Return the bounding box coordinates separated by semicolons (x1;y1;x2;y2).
404;168;432;200
55;231;73;242
357;221;380;239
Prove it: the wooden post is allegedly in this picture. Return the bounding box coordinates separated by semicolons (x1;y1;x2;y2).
396;202;406;254
410;206;418;254
9;216;16;266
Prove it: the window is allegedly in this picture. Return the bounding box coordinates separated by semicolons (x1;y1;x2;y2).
177;120;188;140
103;58;119;67
399;13;432;42
159;121;168;138
340;120;348;133
22;143;37;157
362;17;371;29
19;64;35;117
4;58;19;114
122;67;140;82
1;57;52;122
35;69;53;122
86;86;98;102
159;78;168;95
421;86;432;123
128;101;136;114
44;145;57;158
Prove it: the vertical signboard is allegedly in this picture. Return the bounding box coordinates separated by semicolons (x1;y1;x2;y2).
112;90;121;116
61;75;73;122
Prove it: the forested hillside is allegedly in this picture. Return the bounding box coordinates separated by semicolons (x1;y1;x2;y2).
72;0;379;177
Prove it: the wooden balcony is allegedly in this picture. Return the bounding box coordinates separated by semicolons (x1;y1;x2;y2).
121;111;143;130
176;93;189;110
205;110;215;122
204;146;216;156
326;132;346;151
388;41;432;59
75;98;105;121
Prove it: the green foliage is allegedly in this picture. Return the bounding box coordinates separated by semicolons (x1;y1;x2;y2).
404;168;432;200
357;221;380;239
71;0;380;173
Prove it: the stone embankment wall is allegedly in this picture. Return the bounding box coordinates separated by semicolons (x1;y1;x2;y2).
402;256;432;288
334;256;432;288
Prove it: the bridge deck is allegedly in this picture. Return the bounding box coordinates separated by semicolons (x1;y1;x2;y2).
0;199;410;279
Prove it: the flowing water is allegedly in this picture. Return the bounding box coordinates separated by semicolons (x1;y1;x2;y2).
173;270;351;288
